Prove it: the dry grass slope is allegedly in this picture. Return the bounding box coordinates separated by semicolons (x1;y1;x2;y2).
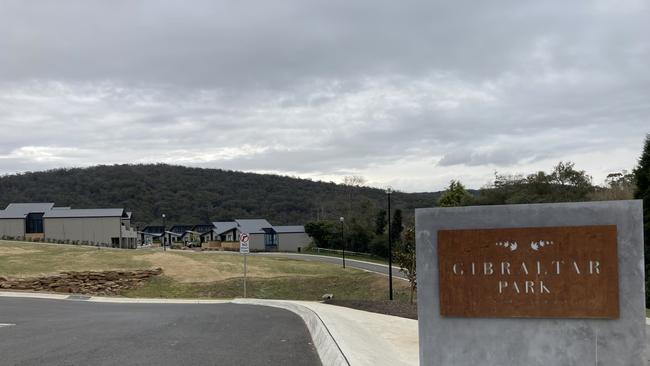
0;240;411;301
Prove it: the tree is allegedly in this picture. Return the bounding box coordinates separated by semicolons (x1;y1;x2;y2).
589;171;635;201
395;225;417;303
348;220;372;253
476;162;594;205
438;180;471;207
374;209;387;235
391;209;403;244
304;221;335;248
343;175;367;219
633;134;650;306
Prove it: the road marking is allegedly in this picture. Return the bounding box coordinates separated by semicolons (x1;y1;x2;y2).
0;323;16;328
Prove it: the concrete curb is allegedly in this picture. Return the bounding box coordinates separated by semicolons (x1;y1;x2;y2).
0;291;350;366
0;291;69;300
233;299;350;366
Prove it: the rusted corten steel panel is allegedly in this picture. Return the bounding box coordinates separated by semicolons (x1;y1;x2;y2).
438;225;619;319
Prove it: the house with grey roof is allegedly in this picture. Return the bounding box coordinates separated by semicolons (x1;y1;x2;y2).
0;202;138;248
201;219;310;252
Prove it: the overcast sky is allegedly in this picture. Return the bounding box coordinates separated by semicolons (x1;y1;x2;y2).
0;0;648;192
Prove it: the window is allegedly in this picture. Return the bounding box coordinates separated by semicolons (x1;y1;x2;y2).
263;228;278;248
25;213;44;234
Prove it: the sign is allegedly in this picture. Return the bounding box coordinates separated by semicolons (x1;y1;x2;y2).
437;225;619;319
239;233;250;254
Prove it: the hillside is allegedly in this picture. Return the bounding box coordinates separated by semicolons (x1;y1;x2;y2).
0;164;440;227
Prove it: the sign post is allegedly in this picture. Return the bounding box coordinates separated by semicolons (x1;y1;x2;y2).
239;233;250;298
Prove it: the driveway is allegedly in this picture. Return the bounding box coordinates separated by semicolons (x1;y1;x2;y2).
0;297;321;366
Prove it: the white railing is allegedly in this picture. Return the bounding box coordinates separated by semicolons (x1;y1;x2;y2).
312;247;383;260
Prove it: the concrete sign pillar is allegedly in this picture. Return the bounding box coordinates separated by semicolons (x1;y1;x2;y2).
415;201;646;366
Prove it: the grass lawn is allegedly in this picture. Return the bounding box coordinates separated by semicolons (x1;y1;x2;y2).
0;240;410;301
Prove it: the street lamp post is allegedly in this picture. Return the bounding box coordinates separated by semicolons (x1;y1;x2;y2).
386;187;393;300
340;217;346;269
162;213;167;252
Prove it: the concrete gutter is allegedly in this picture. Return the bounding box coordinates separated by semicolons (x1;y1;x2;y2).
233;299;350;366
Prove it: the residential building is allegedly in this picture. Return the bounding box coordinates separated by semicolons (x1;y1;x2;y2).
0;203;138;248
201;219;310;252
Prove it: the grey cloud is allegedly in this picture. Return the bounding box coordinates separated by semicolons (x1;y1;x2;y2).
1;1;647;89
0;1;648;190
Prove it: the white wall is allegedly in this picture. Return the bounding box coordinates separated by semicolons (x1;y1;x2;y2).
278;232;311;252
0;219;24;237
44;217;121;245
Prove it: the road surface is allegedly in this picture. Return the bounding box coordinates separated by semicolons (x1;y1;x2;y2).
253;252;407;280
0;297;321;366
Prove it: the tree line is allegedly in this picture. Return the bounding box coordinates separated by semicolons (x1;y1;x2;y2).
0;164;438;228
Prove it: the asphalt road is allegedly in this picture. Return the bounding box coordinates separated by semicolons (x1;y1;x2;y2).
254;252;408;280
0;297;321;366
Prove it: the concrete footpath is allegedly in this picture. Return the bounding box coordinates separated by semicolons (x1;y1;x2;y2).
0;291;419;366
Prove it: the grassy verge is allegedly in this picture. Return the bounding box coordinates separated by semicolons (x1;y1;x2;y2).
124;273;410;301
0;240;409;301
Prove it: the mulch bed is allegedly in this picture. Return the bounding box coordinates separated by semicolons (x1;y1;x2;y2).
324;299;418;320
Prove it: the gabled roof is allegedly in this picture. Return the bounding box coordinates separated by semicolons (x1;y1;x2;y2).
212;221;238;235
235;219;273;234
142;226;165;234
169;225;194;234
274;225;306;233
0;203;55;219
192;224;215;233
43;208;126;218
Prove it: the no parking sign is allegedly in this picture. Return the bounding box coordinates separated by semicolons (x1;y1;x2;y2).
239;233;250;254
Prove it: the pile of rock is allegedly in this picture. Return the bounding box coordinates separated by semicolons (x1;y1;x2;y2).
0;268;163;296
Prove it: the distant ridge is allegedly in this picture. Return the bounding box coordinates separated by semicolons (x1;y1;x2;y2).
0;164;441;227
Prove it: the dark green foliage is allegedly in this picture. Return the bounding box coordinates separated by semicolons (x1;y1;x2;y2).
348;220;372;253
304;221;336;248
633;134;650;306
476;161;595;205
438;180;472;207
369;234;389;258
390;209;403;244
0;164;440;228
374;209;387;235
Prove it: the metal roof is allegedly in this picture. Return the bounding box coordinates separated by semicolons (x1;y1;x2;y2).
192;224;215;233
43;208;126;218
235;219;273;234
0;203;55;219
142;226;165;234
274;225;306;233
212;221;238;235
169;225;194;234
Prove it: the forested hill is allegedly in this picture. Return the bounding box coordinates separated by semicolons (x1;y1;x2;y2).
0;164;440;227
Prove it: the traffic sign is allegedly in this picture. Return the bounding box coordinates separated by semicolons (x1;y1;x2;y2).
239;233;250;254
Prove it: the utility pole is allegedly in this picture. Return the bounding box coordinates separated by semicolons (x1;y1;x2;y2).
387;187;393;300
162;213;167;252
340;217;346;269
